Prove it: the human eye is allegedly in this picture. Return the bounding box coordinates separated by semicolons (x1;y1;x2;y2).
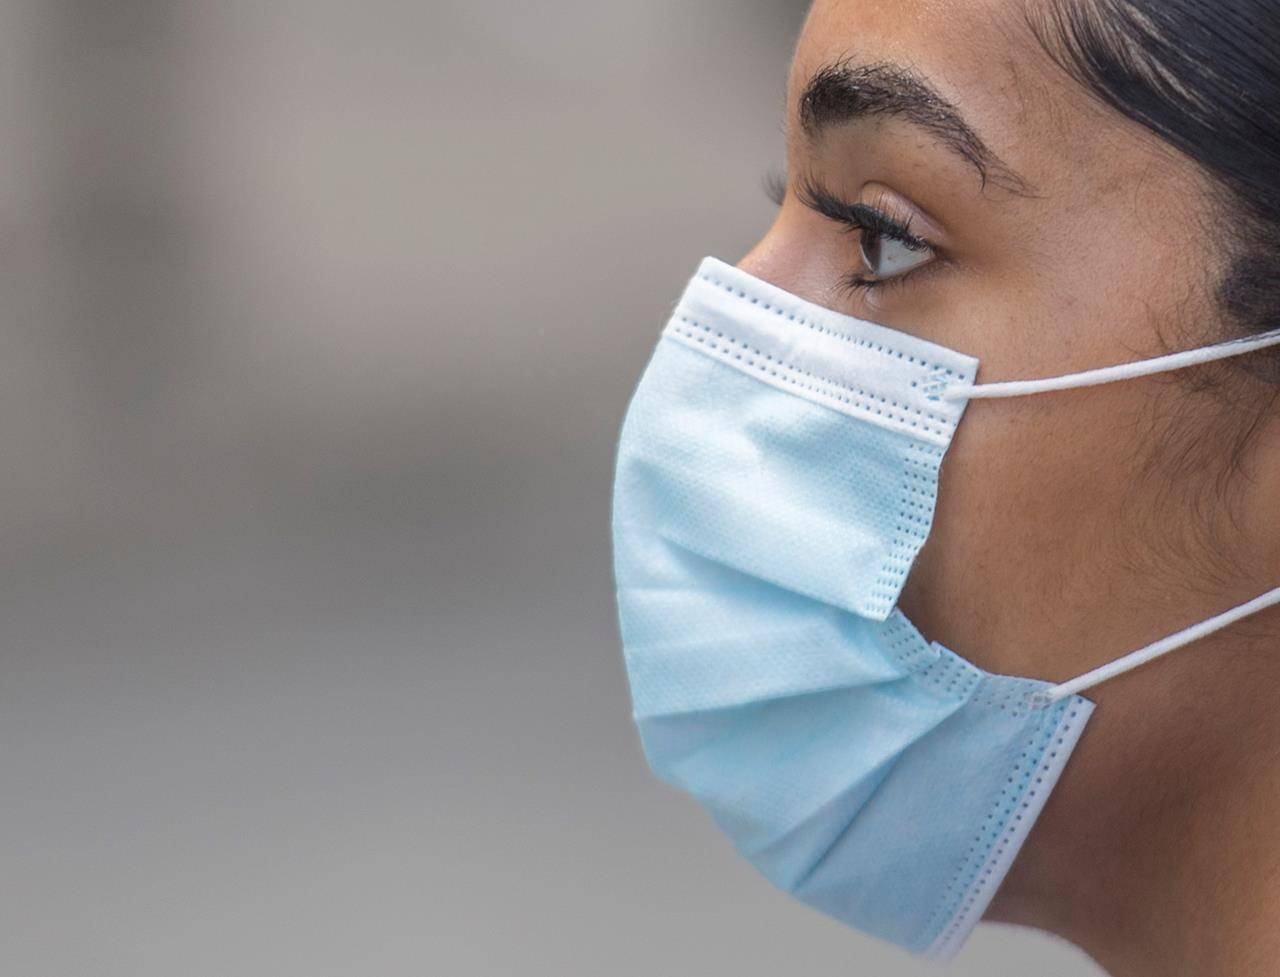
791;174;938;293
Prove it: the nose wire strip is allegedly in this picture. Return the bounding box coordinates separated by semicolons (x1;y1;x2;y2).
940;328;1280;401
1038;586;1280;703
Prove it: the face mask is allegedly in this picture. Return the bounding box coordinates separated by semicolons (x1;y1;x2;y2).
611;256;1280;961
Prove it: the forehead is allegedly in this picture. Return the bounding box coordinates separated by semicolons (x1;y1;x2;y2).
791;0;1185;198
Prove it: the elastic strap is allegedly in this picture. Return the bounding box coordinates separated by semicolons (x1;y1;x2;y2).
1037;586;1280;704
942;328;1280;401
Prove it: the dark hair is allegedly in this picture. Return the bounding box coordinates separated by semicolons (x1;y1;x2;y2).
1029;0;1280;384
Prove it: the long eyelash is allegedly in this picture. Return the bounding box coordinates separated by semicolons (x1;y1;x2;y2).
794;174;934;292
796;174;930;251
837;269;914;296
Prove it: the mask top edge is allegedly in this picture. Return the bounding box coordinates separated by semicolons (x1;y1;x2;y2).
696;256;980;379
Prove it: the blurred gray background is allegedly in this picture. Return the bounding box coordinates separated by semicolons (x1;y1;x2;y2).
0;2;1104;975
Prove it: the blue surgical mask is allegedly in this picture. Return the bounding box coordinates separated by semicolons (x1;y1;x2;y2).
611;257;1280;960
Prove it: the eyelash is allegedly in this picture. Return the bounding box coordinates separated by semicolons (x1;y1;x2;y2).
772;173;935;293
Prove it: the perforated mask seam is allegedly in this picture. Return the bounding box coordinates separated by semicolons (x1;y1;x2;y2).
920;700;1082;949
864;441;945;617
669;316;955;438
696;272;963;378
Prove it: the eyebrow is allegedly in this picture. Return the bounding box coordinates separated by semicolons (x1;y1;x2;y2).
798;58;1038;197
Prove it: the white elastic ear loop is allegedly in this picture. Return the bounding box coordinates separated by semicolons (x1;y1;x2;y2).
1034;586;1280;705
945;330;1280;704
941;328;1280;401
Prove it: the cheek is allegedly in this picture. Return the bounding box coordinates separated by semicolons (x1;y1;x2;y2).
898;380;1163;678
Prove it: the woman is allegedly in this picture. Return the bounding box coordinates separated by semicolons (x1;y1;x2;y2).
611;1;1280;975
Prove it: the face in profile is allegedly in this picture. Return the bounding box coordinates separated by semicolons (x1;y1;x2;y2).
746;0;1277;682
616;1;1280;973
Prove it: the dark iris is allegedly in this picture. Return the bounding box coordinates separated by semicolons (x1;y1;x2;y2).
859;231;882;275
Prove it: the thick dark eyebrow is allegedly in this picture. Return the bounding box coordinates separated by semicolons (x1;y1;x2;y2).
798;58;1038;197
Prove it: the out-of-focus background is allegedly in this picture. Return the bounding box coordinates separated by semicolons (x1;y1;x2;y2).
0;3;1104;975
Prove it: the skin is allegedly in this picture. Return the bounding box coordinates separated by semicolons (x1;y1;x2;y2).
737;1;1280;975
